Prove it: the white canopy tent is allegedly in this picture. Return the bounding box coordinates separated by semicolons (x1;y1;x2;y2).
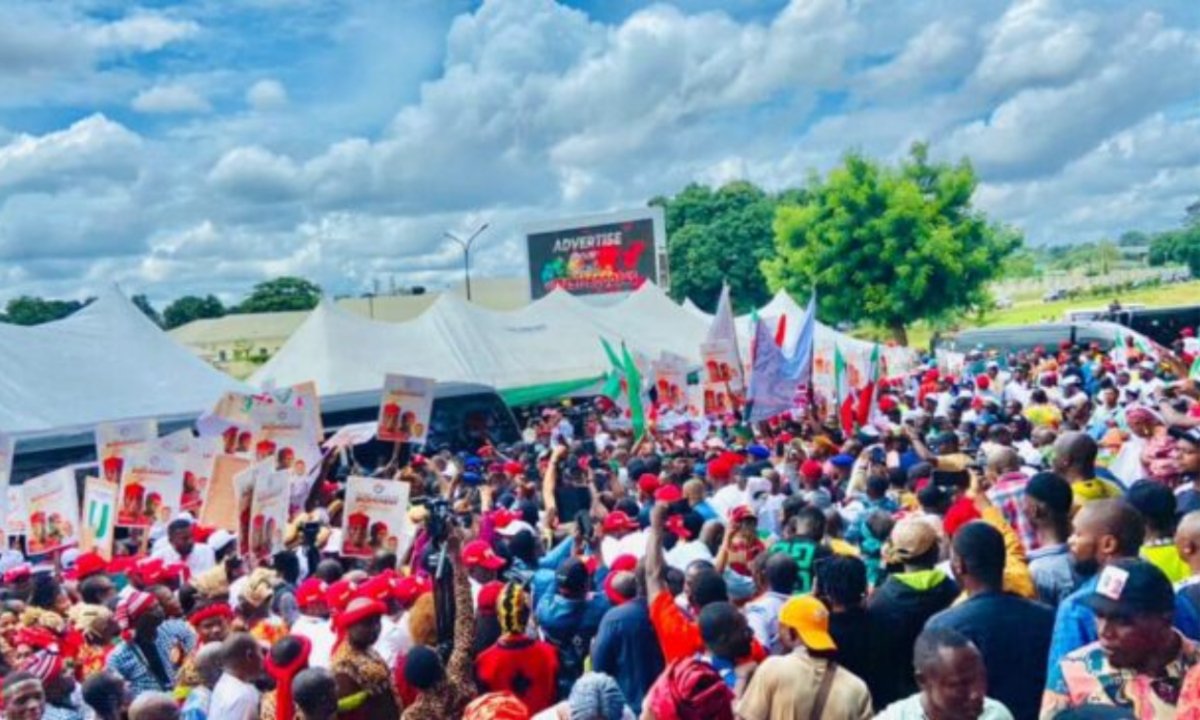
0;287;247;439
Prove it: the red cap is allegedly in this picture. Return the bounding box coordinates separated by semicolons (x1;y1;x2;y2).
943;498;982;538
462;540;505;570
602;554;638;606
878;395;898;413
66;552;108;581
800;459;823;481
256;440;276;455
102;456;122;473
654;485;683;503
297;578;328;608
975;374;990;390
730;505;757;524
325;579;357;615
503;461;524;476
602;511;639;534
410;454;428;469
664;515;692;540
191;524;216;543
129;557;165;586
393;575;432;606
478;581;504;615
637;474;660;494
356;575;394;603
478;446;495;459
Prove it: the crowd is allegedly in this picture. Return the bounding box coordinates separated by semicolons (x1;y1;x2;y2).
3;333;1200;720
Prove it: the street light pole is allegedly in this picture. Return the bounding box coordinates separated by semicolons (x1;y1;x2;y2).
444;222;489;302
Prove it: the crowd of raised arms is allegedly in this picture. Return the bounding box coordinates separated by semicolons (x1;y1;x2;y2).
7;332;1200;720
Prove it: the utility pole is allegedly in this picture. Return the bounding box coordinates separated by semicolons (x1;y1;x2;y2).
444;222;489;302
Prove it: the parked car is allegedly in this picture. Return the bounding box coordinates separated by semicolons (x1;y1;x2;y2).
1043;288;1068;302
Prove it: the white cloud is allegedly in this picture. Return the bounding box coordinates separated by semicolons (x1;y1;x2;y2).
86;12;199;53
132;85;212;114
207;146;302;202
246;79;288;111
0;114;141;194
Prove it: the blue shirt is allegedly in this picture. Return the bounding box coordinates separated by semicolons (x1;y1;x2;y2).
926;591;1054;720
592;598;665;713
1046;572;1200;690
105;620;197;694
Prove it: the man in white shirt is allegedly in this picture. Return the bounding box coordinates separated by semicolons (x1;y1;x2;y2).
208;633;264;720
152;519;216;575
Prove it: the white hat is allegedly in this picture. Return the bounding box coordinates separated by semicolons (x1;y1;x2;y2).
59;548;80;572
745;476;771;498
207;529;236;552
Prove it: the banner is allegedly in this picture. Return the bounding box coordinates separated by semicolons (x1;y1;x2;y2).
526;209;664;300
23;468;79;555
0;433;12;541
156;431;220;513
200;455;250;532
652;354;689;410
700;340;746;399
232;462;272;556
95;420;157;485
80;477;117;560
377;374;435;444
248;469;289;560
117;449;183;528
342;476;411;559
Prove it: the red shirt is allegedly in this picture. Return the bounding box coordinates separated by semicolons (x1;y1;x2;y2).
475;636;559;713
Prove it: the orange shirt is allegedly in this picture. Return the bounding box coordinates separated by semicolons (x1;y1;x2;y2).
649;590;767;665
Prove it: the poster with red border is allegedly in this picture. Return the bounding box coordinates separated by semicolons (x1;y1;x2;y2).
117;449;183;528
248;469;288;560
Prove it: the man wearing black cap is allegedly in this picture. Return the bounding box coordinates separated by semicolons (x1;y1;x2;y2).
535;556;608;698
1171;427;1200;517
1042;559;1200;718
1024;472;1084;607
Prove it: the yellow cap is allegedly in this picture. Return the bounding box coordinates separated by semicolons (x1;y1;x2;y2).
779;595;837;652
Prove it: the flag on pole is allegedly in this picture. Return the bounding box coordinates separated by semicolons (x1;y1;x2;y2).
783;293;816;385
600;338;624;400
707;284;745;392
774;314;787;348
621;343;647;444
834;346;856;436
748;318;794;423
855;344;882;428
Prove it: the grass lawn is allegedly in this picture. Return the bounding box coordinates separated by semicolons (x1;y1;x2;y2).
900;280;1200;350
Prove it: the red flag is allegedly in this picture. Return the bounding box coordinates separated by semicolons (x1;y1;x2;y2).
774;314;787;348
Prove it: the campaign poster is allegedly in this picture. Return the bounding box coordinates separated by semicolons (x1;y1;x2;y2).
702;382;737;416
80;477;117;560
0;434;12;540
652;354;689;410
23;468;79;555
200;455;250;532
6;487;26;538
323;422;376;451
701;340;746;396
117;449;183;528
260;430;323;516
342;476;411;559
156;430;220;513
377;374;435;444
248;469;289;560
95;420;158;486
525;208;665;300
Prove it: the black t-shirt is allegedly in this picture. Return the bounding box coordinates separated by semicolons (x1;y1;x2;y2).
554;484;591;524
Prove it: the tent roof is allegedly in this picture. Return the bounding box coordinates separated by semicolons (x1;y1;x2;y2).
0;287;247;438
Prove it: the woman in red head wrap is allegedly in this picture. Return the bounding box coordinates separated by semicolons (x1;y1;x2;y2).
262;635;312;720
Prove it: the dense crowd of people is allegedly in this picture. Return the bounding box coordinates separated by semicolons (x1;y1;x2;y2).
4;333;1200;720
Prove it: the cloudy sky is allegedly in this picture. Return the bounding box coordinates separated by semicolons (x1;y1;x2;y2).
2;0;1198;305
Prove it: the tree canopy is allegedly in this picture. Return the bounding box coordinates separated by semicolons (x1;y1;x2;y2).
235;276;322;313
651;181;804;313
763;144;1021;343
132;294;162;327
163;294;226;329
1;296;92;325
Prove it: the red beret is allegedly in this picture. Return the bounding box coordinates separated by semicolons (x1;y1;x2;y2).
637;474;660;494
943;497;982;538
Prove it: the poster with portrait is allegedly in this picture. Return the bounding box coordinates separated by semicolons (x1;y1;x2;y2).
652;353;689;410
117;449;183;528
700;340;746;397
80;477;117;560
6;486;26;538
248;469;289;560
200;455;250;532
23;468;79;555
95;419;157;486
342;476;411;559
156;430;220;513
377;374;435;444
233;462;272;556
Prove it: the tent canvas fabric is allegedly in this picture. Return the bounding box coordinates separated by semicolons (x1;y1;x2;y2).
253;282;915;406
0;287;247;438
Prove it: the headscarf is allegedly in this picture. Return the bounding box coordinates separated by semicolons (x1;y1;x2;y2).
568;673;626;720
240;568;280;609
645;657;734;720
115;591;157;640
332;597;386;652
190;565;230;601
67;604;113;642
462;693;530;720
496;583;529;636
266;635;311;720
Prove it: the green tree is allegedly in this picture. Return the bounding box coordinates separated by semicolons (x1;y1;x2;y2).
235;277;322;313
999;249;1039;279
1;296;91;325
651;181;804;313
763;143;1021;344
163;294;226;329
132;294;162;326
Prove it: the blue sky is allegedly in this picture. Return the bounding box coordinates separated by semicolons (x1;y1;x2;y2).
2;0;1200;304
